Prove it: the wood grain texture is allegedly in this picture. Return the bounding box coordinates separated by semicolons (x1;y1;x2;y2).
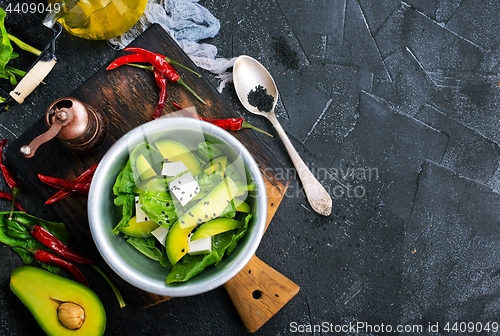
5;24;291;309
223;256;300;333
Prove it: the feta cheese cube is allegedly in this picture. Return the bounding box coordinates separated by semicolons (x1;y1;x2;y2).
135;196;149;223
151;226;169;246
188;235;212;255
161;161;188;176
169;172;200;206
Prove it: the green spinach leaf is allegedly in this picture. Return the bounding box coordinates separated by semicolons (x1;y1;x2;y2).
0;212;69;273
126;236;162;261
165;230;235;283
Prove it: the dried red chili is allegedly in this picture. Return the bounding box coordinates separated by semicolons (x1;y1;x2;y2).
124;47;206;104
172;102;273;136
38;174;90;194
32;249;89;287
0;191;26;212
152;69;167;120
46;164;98;205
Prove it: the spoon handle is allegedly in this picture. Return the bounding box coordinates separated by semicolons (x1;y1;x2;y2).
266;113;332;216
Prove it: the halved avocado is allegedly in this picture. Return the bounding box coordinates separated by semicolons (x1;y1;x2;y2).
10;266;106;336
177;176;238;229
155;139;203;175
203;156;227;177
119;216;159;238
191;218;242;241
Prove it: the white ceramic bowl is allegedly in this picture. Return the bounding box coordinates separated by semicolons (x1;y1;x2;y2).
88;117;267;296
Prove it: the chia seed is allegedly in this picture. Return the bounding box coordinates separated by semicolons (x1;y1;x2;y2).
248;85;274;113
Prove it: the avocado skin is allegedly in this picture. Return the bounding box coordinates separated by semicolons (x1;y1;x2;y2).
10;266;106;336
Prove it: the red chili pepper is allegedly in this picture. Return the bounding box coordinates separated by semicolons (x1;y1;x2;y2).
28;225;94;264
172;102;273;137
107;53;201;77
46;164;98;204
38;174;90;194
107;53;149;70
0;139;23;218
124;47;206;104
0;139;21;190
0;191;26;212
33;249;89;287
152;69;167;120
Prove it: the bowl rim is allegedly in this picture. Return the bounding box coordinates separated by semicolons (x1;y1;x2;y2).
88;117;267;296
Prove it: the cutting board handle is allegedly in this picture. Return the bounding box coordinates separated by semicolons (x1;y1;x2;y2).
223;255;299;333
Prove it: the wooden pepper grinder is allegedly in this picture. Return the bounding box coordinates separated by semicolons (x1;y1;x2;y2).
20;97;108;158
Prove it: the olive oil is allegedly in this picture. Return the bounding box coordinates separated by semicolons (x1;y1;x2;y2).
47;0;147;40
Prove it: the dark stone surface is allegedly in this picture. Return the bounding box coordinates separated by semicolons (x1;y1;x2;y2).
2;0;500;335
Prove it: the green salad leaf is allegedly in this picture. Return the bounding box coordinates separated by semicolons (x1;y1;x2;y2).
112;140;254;284
197;141;224;162
165;230;236;283
0;212;69;273
126;236;162;261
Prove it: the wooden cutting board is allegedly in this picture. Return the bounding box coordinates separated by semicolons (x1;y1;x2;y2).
5;24;291;309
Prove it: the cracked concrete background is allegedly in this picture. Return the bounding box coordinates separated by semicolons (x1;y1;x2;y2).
1;0;500;335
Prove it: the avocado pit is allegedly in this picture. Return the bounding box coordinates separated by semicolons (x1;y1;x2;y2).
57;302;86;330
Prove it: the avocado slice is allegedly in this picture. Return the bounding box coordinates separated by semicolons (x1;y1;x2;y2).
135;155;156;180
191;218;242;241
10;266;106;336
165;220;196;264
130;143;163;182
119;216;159;238
203;156;227;177
155;139;203;175
177;176;238;229
234;199;251;213
166;176;238;264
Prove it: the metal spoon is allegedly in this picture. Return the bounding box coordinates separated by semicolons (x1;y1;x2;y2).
233;55;332;216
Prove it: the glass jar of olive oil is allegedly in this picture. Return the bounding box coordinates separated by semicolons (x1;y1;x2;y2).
44;0;147;40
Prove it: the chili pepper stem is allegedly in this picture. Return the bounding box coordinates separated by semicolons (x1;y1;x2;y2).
165;57;201;77
8;187;19;220
177;77;206;104
127;63;154;71
241;121;273;137
126;60;201;78
91;265;126;308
